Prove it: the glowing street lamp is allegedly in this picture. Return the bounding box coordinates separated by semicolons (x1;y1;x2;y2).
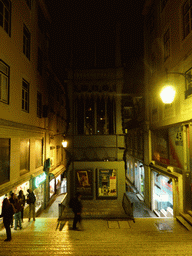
160;85;176;104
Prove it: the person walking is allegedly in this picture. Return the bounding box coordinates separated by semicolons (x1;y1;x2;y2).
18;190;25;222
70;192;83;230
27;189;36;222
0;198;15;241
14;196;22;230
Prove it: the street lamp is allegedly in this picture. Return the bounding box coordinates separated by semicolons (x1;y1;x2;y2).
160;70;192;104
160;84;176;104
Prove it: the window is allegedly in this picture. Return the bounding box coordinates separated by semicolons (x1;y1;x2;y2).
37;48;43;75
23;24;30;59
0;138;10;185
22;79;29;112
183;0;192;38
0;0;11;35
185;67;192;98
76;96;115;135
164;29;170;61
37;91;42;117
35;139;43;168
0;60;9;104
20;139;30;174
25;0;31;9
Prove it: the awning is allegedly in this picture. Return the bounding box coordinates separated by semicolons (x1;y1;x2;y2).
49;165;65;179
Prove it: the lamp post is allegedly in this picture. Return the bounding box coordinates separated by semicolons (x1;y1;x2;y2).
160;70;192;104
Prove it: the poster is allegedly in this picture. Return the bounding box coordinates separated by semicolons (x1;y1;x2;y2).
97;169;117;198
75;169;93;198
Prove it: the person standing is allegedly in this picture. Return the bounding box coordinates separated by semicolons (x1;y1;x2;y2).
71;192;83;230
27;189;36;222
0;198;15;241
9;193;16;228
14;196;22;230
18;190;25;222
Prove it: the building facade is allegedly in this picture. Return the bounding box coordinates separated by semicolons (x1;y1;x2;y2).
0;0;67;222
65;67;126;202
142;0;192;217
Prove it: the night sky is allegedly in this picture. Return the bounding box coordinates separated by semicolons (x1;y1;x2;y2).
47;0;145;81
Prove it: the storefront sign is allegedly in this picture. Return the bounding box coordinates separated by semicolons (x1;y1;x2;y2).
35;173;46;188
97;169;117;198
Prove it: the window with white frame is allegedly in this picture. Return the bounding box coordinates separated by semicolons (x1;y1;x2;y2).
183;0;192;39
35;139;43;168
20;139;30;175
0;60;9;104
23;24;31;59
164;29;170;61
22;79;29;112
0;0;11;35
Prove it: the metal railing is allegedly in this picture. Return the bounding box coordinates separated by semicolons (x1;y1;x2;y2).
58;193;68;220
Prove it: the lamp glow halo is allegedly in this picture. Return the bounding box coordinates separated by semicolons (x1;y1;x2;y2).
160;85;176;104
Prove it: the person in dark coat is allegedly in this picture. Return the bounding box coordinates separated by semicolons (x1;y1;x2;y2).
0;198;15;241
27;189;36;222
71;192;83;230
18;190;25;222
9;193;16;228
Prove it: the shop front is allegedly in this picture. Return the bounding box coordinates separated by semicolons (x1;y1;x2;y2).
49;165;66;198
32;172;46;213
151;170;173;217
0;180;30;225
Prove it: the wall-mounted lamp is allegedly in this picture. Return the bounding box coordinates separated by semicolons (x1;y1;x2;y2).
160;70;192;104
62;139;67;148
49;133;67;148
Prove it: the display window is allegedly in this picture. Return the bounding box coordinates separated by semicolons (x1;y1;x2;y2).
152;171;173;217
12;181;29;198
135;162;144;196
49;178;55;198
75;169;93;199
33;183;44;212
56;175;61;194
97;169;117;198
61;178;67;194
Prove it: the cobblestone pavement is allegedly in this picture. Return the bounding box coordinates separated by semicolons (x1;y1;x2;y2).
0;217;192;256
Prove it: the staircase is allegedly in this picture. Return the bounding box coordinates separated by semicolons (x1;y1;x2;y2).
176;211;192;231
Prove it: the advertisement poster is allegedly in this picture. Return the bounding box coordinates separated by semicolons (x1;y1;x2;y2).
97;169;117;198
75;169;93;199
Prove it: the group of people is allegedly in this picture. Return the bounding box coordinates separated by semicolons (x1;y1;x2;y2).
0;188;36;241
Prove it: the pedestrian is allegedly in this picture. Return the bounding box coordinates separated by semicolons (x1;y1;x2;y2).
0;198;15;241
18;190;25;222
70;192;83;230
14;196;22;230
27;189;36;222
9;193;16;228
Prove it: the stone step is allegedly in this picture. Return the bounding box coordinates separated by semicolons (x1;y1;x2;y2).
188;210;192;217
176;216;192;231
180;212;192;225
